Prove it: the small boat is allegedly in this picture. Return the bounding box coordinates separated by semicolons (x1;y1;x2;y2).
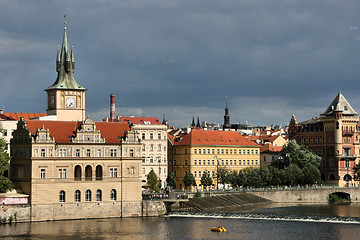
211;227;227;232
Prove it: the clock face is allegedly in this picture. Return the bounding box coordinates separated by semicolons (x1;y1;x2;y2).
66;97;76;108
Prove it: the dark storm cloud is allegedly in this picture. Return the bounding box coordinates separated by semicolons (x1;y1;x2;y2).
1;0;360;126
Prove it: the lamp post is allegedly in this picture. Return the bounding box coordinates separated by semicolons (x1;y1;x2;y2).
214;156;219;190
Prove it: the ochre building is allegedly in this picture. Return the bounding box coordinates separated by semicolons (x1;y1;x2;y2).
168;129;260;189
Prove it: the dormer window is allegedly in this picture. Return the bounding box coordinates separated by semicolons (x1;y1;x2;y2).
344;106;348;111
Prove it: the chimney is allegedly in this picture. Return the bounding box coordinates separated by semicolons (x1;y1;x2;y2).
110;94;115;121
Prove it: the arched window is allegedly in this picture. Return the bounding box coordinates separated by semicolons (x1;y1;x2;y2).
74;165;81;181
96;189;102;201
85;190;91;201
59;190;65;203
110;189;116;200
75;190;81;202
96;165;103;180
85;165;92;181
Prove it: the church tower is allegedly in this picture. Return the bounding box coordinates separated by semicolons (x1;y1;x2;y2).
223;96;231;130
45;21;87;121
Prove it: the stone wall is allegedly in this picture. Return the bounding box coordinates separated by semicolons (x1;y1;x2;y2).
142;200;167;217
0;205;30;223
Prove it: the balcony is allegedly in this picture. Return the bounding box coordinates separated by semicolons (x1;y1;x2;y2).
343;130;355;136
341;154;357;160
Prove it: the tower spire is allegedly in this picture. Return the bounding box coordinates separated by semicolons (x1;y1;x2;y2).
46;19;86;91
223;96;231;130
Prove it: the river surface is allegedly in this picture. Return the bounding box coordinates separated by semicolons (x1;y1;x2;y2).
2;203;360;239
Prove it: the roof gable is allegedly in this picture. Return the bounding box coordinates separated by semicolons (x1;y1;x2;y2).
322;92;357;116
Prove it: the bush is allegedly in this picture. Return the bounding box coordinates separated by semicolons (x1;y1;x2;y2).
194;191;202;198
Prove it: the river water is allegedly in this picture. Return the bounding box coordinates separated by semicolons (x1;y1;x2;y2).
2;203;360;239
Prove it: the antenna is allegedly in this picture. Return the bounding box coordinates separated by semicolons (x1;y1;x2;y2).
225;96;228;108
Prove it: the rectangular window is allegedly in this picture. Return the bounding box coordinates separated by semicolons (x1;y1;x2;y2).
230;160;232;165
130;149;134;157
208;149;210;154
208;160;210;165
158;145;161;151
212;159;214;165
202;149;205;154
158;133;161;140
251;150;254;155
150;145;154;151
40;169;46;179
110;168;118;177
142;133;145;139
212;171;215;178
185;149;188;154
221;149;224;154
251;160;254;165
41;149;46;157
194;149;197;154
49;148;53;157
150;133;153;139
142;144;146;151
222;160;224;165
76;149;80;157
194;171;197;178
203;160;206;165
174;160;176;165
157;156;161;163
185;159;188;165
230;150;232;154
58;169;62;178
247;160;250;165
97;149;101;157
212;149;215;154
243;160;246;165
150;157;154;163
226;160;228;165
255;160;258;165
247;150;250;155
234;160;237;165
217;149;220;154
87;149;91;157
239;160;241;165
198;160;201;165
226;149;228;154
194;159;197;165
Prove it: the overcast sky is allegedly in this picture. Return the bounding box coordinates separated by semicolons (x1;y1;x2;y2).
1;0;360;127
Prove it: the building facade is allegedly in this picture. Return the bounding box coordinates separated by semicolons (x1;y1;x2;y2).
288;92;359;187
168;129;261;190
10;118;142;221
118;117;168;189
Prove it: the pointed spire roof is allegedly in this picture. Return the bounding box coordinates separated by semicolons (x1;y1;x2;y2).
191;116;195;127
196;116;201;128
46;21;86;91
322;92;357;116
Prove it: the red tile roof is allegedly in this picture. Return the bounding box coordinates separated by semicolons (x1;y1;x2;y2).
260;144;283;153
119;117;162;125
25;120;129;144
174;129;259;147
167;134;175;145
2;113;47;121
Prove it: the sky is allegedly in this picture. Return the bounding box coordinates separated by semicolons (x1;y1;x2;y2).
1;0;360;127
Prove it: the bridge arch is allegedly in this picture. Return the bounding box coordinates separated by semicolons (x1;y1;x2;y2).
329;192;351;202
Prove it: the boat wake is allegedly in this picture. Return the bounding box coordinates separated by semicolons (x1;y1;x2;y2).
168;211;360;224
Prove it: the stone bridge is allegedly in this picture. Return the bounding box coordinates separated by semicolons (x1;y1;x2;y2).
248;187;360;203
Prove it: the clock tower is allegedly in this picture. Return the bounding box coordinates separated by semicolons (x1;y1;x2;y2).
45;21;87;121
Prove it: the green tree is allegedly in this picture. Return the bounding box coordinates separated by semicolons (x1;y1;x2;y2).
302;163;321;185
258;166;272;187
0;124;13;193
216;167;229;188
353;163;360;182
166;172;176;189
228;170;240;188
183;172;196;189
268;166;283;186
146;169;160;192
200;169;213;190
243;168;262;188
285;164;303;186
273;140;321;170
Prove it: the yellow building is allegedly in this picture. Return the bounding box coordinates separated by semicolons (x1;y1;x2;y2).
168;129;260;190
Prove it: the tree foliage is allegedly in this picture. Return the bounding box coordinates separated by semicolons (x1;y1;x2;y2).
146;169;160;192
0;124;13;193
216;167;229;185
183;172;196;188
200;169;213;188
166;172;176;189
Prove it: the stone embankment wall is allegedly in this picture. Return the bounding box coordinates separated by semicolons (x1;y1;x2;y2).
0;200;166;223
0;205;30;223
249;188;360;203
142;200;167;217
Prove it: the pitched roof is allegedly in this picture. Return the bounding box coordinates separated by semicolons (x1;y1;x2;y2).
25;120;129;144
322;91;357;116
119;117;162;125
1;113;47;121
260;144;283;153
174;129;259;147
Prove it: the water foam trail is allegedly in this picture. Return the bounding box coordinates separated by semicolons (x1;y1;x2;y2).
168;211;360;224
